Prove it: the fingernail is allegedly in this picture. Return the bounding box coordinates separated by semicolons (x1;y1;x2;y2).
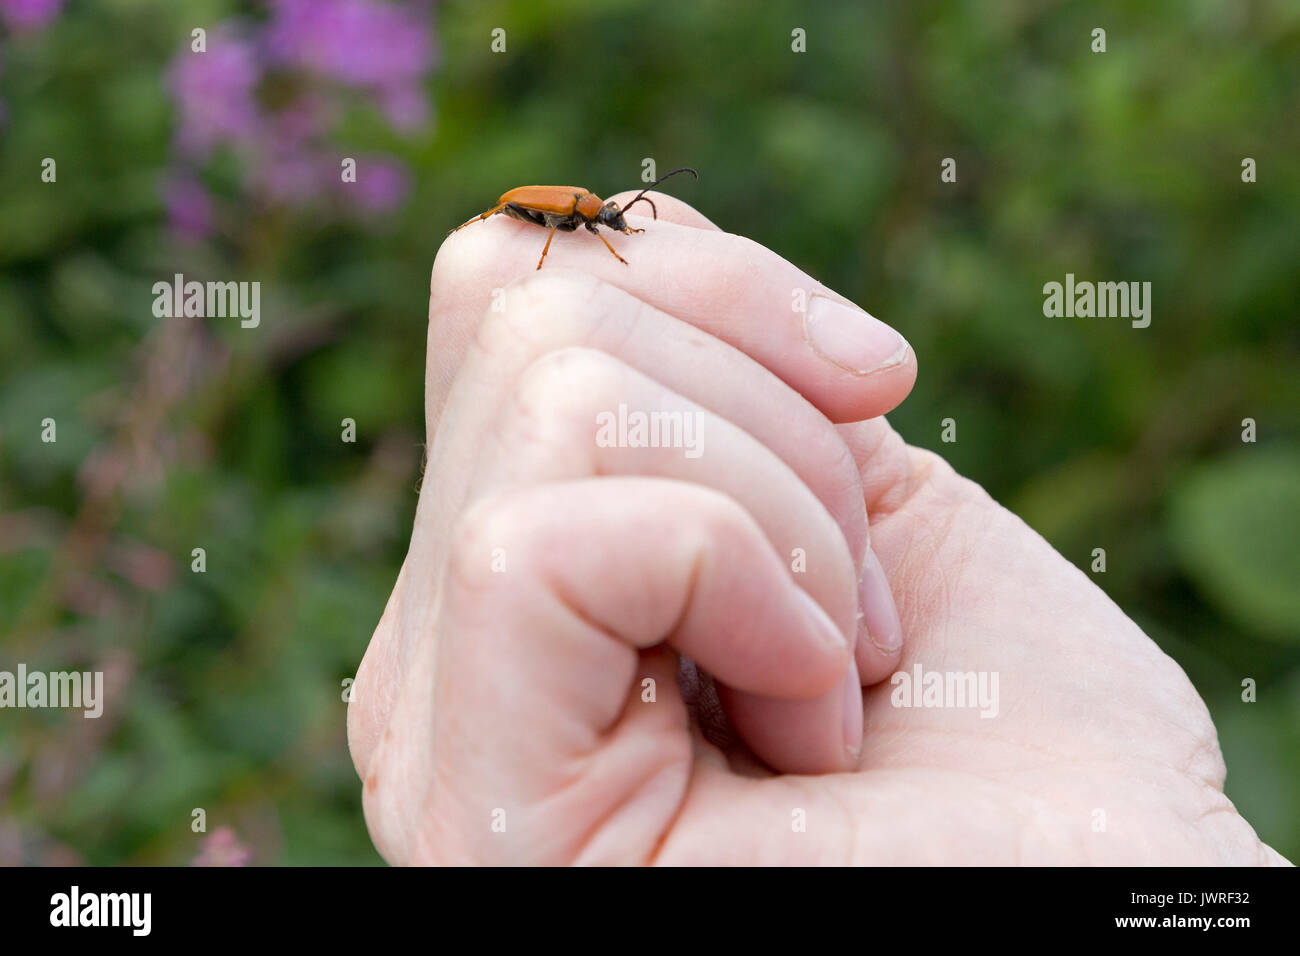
858;546;903;654
794;587;850;652
804;292;910;375
842;658;863;758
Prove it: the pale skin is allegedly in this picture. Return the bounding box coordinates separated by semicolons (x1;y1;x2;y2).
347;192;1290;865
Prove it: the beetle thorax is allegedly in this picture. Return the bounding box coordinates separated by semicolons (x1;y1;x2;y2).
574;193;605;220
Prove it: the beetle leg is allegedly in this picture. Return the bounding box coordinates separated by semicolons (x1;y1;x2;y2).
448;203;508;235
535;227;558;270
585;222;629;265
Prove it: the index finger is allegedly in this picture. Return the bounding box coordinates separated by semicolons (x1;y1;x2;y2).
433;196;915;426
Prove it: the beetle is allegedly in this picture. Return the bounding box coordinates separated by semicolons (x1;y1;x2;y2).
448;167;699;270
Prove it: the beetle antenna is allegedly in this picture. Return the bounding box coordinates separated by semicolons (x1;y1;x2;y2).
620;166;699;219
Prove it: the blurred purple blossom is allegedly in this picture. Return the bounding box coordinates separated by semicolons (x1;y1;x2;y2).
377;81;430;130
164;0;435;237
192;826;253;867
274;92;335;149
0;0;64;31
347;155;412;211
168;30;264;158
162;171;214;239
265;150;328;203
266;0;433;130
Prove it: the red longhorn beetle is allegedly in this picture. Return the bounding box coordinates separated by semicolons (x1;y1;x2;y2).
449;167;699;270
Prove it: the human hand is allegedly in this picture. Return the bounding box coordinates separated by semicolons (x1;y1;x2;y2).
348;195;1287;865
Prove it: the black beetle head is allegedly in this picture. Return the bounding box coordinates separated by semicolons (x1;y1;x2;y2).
618;167;698;222
598;202;629;232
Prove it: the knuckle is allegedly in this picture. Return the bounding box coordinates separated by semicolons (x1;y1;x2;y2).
512;346;625;424
483;347;628;480
474;270;606;358
507;268;604;309
446;491;528;595
684;485;757;553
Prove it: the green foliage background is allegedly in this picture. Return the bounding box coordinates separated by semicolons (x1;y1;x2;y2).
1;0;1297;864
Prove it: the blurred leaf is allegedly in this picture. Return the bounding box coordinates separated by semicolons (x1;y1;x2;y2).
1169;450;1300;642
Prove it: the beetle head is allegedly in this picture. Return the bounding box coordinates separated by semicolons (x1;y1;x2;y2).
617;167;699;223
597;201;630;232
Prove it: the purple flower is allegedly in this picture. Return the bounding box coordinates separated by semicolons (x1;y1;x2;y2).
168;29;263;159
274;93;335;149
162;1;435;226
263;150;326;204
378;82;429;130
0;0;64;31
191;826;252;867
266;0;433;132
344;155;411;211
163;172;213;239
265;0;433;89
